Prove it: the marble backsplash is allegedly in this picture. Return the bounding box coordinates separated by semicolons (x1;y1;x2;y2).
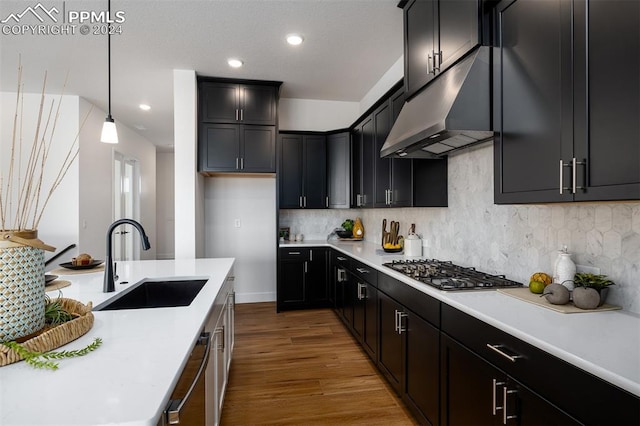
280;143;640;314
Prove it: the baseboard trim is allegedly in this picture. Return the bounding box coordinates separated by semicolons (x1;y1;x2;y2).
235;292;276;304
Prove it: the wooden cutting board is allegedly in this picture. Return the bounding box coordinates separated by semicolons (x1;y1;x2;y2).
497;287;622;314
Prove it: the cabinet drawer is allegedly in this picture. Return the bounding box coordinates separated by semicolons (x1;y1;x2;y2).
377;273;439;327
331;250;351;270
279;247;310;260
351;259;377;286
441;304;640;425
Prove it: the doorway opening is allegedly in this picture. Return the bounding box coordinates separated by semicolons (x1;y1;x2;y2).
113;151;141;261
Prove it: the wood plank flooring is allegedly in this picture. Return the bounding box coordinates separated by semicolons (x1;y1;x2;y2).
221;302;417;425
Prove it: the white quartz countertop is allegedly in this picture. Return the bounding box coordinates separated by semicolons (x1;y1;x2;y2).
281;240;640;397
0;258;235;426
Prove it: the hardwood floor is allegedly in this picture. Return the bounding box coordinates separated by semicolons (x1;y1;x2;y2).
221;302;418;425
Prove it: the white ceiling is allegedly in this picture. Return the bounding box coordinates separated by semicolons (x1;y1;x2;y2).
0;0;403;149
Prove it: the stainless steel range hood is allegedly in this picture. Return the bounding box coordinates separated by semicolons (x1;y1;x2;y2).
381;47;493;159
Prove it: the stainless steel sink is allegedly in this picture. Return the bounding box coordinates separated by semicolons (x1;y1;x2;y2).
93;278;207;311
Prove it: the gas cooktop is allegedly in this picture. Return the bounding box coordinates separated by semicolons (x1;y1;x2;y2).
382;259;523;291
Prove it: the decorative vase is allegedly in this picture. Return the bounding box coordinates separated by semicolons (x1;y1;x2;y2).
553;247;576;292
353;217;365;240
0;230;47;342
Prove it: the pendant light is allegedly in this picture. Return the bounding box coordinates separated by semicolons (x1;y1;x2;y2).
100;0;118;144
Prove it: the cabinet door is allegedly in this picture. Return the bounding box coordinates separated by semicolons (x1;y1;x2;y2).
327;132;351;209
494;0;574;203
440;333;500;426
241;126;275;172
199;123;240;172
405;0;437;97
279;134;303;208
306;248;328;304
373;102;392;208
351;128;362;207
390;160;413;207
278;258;306;306
360;117;375;208
404;311;439;426
438;0;480;72
239;85;277;125
362;283;378;362
351;278;365;342
378;291;404;394
573;0;640;201
303;135;327;209
200;82;239;123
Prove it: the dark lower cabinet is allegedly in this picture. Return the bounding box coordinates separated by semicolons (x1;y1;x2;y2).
440;334;578;426
277;247;328;311
378;290;440;426
351;277;378;362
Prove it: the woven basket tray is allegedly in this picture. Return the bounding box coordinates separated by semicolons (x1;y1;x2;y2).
0;298;94;367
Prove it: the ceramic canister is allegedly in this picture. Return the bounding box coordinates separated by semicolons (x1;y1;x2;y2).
0;230;46;342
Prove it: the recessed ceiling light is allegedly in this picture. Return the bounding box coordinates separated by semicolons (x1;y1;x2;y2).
139;104;151;111
227;58;243;68
286;34;304;45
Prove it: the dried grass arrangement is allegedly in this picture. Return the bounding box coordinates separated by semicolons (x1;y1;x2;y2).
0;59;92;232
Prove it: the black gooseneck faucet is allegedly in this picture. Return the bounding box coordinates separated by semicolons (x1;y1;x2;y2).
104;219;151;292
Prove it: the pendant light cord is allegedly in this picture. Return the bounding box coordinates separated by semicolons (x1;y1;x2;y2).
107;0;112;119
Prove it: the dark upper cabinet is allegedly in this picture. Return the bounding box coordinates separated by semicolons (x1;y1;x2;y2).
352;116;375;208
200;124;275;173
198;79;279;174
327;132;351;209
573;0;640;201
200;82;277;125
494;0;639;203
278;133;327;209
404;0;481;98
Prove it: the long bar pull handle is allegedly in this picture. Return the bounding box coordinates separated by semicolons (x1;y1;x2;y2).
357;283;365;300
299;196;303;208
427;53;433;74
309;250;313;262
486;344;523;363
326;196;329;208
236;158;240;170
394;310;399;333
559;159;573;194
388;189;392;206
356;268;369;274
398;312;407;334
433;50;442;72
303;196;307;208
287;251;301;255
304;261;308;273
503;387;518;424
166;332;211;425
240;109;244;122
235;109;239;121
573;157;586;193
336;256;347;261
240;157;244;170
492;379;505;415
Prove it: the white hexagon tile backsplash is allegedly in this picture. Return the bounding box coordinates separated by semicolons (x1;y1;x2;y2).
280;144;640;314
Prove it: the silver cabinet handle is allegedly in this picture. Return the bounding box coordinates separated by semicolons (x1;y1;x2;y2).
503;387;518;424
394;309;399;333
355;267;369;274
427;53;433;74
326;196;329;208
492;379;505;415
573;157;586;193
357;283;363;300
303;196;307;208
236;157;240;170
398;312;407;334
433;50;442;72
304;261;308;274
388;189;392;206
337;268;347;282
356;194;362;207
287;251;301;255
240;157;244;170
235;109;239;121
166;332;211;424
299;196;303;208
336;256;347;261
240;109;244;121
309;250;313;262
486;344;523;362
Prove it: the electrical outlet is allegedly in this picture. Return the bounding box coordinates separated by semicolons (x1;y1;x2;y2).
576;264;600;275
234;219;241;228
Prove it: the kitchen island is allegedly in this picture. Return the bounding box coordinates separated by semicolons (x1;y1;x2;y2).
0;258;234;426
282;239;640;398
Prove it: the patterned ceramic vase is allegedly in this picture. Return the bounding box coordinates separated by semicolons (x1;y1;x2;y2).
0;230;46;342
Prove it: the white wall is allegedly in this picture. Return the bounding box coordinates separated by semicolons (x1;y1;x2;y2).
0;92;79;259
204;176;277;302
156;152;175;259
78;98;157;260
279;98;359;131
359;55;404;114
173;69;205;259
